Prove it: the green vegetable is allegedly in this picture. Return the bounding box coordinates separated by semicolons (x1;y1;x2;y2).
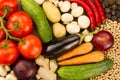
21;0;53;43
58;58;113;80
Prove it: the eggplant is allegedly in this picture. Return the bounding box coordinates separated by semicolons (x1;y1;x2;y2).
42;34;80;57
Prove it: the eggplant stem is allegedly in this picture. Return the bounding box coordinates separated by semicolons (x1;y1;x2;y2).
78;31;97;44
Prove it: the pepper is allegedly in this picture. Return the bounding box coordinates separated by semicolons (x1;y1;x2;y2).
84;0;102;26
68;0;96;29
94;0;106;21
43;34;80;58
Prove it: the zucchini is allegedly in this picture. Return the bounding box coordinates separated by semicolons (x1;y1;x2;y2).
58;58;113;80
21;0;53;43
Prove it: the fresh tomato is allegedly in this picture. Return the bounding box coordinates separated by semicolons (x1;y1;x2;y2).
0;40;19;65
18;34;42;59
0;29;6;41
6;11;33;38
0;0;18;17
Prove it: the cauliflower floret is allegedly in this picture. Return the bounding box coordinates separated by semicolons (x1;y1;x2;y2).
66;23;80;34
78;15;90;29
71;6;84;17
61;13;73;24
60;1;71;12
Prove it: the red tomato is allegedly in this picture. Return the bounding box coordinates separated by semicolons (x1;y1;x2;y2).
0;0;18;17
18;34;42;59
0;29;6;41
6;11;33;38
0;40;19;65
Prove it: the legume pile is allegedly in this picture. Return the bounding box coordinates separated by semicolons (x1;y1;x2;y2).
90;19;120;80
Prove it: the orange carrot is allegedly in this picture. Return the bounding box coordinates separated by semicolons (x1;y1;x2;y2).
58;51;105;65
57;42;93;61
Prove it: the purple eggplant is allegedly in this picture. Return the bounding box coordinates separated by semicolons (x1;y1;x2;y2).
43;34;80;58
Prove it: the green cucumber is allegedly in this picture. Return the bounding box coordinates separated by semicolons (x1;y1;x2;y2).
58;58;113;80
21;0;53;43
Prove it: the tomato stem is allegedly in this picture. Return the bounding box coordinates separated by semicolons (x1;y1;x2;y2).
1;40;8;48
0;12;22;42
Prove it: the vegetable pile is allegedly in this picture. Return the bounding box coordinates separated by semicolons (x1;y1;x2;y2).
0;0;119;80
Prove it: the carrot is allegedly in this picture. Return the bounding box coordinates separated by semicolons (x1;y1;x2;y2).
57;42;93;61
58;51;105;65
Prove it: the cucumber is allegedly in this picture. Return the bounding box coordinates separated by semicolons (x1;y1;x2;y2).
58;58;113;80
21;0;53;43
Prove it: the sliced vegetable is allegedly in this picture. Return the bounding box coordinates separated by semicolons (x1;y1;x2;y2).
42;1;61;23
58;42;93;61
92;30;114;51
58;58;113;80
21;0;53;43
58;51;104;65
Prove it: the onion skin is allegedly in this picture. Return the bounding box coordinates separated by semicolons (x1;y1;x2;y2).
13;58;37;80
92;30;114;51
